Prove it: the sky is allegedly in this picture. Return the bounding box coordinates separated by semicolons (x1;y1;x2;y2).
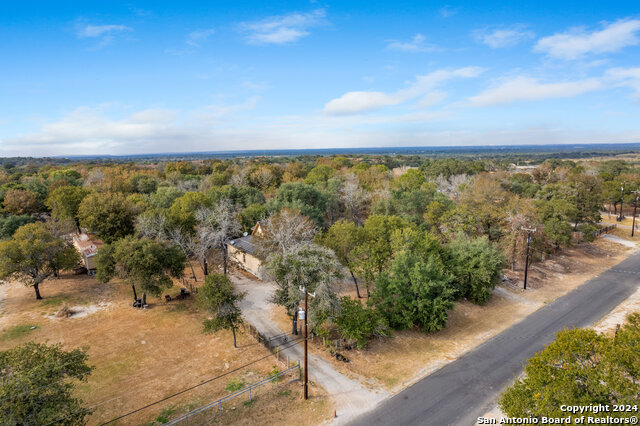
1;1;640;156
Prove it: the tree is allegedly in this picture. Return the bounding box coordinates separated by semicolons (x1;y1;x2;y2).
254;208;316;258
339;174;370;226
304;165;335;187
239;203;267;232
319;220;364;297
46;186;90;231
448;234;504;305
269;182;327;226
168;191;211;233
372;250;455;332
0;214;36;240
265;244;342;334
500;320;640;420
0;222;79;299
3;189;40;215
197;273;244;348
96;236;186;296
149;186;184;209
335;296;389;349
78;192;136;243
0;342;93;425
194;200;241;275
352;214;409;296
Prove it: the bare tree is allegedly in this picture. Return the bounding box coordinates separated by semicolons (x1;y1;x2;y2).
229;166;249;186
195;199;241;275
254;208;316;258
135;211;199;279
434;173;469;200
339;174;370;226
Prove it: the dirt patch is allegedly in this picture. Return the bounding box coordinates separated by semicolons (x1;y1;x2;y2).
48;302;112;320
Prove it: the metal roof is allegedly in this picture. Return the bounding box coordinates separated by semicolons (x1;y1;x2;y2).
227;235;257;256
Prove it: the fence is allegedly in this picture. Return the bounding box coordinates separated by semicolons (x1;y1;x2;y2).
163;362;301;425
594;224;617;238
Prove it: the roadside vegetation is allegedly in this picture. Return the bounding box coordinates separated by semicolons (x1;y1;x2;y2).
500;313;640;421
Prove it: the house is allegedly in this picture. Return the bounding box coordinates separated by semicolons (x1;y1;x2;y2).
72;233;101;274
226;222;264;279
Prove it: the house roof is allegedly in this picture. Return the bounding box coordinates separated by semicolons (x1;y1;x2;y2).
72;233;101;257
227;235;257;256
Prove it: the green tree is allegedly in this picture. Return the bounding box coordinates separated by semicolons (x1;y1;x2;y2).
96;236;186;296
265;244;342;334
304;165;336;187
448;234;504;305
46;186;90;230
197;273;244;348
319;220;364;297
352;215;409;296
269;182;327;226
372;251;455;332
0;342;93;425
500;320;640;420
149;186;184;209
0;214;37;240
78;192;136;243
168;191;211;232
238;203;268;232
0;222;80;299
335;296;389;349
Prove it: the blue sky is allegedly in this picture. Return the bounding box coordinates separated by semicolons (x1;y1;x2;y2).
1;1;640;156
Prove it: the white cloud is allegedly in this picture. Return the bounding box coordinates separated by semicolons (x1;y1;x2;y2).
469;76;602;106
240;9;326;44
5;105;640;157
187;28;215;46
474;26;535;48
387;34;440;52
439;6;459;18
324;67;484;115
535;19;640;60
605;67;640;99
76;24;131;38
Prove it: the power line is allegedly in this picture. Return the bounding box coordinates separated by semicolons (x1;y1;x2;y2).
99;336;305;425
41;336;305;426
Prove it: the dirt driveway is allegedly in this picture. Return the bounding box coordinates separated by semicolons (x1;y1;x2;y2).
231;273;389;424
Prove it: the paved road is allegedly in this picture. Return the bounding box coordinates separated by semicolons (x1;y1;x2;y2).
351;252;640;426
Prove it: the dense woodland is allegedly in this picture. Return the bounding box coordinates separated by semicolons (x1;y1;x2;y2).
0;154;639;349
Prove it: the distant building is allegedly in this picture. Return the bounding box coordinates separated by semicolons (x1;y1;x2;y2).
72;233;101;274
226;222;264;279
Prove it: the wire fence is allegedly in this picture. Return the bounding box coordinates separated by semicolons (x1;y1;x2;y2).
163;361;301;425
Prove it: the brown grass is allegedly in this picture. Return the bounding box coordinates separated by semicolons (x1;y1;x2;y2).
0;272;332;425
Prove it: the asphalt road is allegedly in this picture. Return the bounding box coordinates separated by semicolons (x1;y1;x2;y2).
351;252;640;426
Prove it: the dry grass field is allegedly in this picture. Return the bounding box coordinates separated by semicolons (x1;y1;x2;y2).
0;272;332;425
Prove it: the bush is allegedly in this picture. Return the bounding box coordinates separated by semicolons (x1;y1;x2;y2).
579;223;598;242
335;296;389;349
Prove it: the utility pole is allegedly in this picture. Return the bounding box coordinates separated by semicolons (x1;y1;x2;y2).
304;288;309;400
298;286;315;401
619;182;626;222
632;191;639;237
522;227;536;290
